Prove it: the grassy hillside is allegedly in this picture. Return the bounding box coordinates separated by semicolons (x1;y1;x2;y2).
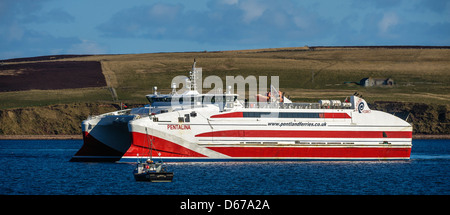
1;47;449;109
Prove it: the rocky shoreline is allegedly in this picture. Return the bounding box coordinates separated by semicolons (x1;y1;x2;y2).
0;135;82;140
412;134;450;139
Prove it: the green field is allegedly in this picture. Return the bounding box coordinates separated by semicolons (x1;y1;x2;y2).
1;47;449;109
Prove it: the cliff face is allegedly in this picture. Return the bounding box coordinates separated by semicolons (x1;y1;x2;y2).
0;102;448;135
0;103;117;135
370;101;449;135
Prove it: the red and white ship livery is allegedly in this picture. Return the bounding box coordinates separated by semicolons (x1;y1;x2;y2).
120;64;412;162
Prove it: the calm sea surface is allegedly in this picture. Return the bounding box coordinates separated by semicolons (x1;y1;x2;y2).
0;139;448;195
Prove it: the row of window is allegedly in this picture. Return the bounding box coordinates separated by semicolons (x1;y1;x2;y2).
147;95;237;104
243;112;322;118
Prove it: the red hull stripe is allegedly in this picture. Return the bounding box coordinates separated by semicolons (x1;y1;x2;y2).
196;130;412;138
124;132;206;158
207;146;411;158
323;112;351;118
210;112;350;118
211;112;243;118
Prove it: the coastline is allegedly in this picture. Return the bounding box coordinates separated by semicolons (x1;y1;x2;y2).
0;134;448;140
0;135;82;140
412;134;450;139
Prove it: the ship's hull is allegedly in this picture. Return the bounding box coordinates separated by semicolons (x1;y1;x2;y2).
120;131;411;162
70;114;135;162
134;171;174;182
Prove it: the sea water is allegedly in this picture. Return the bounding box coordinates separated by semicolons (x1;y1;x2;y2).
0;139;448;195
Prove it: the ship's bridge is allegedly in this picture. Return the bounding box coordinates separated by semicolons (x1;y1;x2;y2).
146;92;239;113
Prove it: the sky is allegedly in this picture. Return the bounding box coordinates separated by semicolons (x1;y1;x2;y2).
1;0;449;59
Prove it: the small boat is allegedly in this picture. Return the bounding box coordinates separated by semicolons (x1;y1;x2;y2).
133;128;174;182
133;158;174;182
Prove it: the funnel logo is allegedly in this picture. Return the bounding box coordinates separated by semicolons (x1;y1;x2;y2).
358;102;364;113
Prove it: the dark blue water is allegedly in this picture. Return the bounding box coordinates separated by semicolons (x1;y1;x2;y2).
0;139;448;195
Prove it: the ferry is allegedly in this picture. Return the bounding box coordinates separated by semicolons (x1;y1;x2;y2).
118;62;412;162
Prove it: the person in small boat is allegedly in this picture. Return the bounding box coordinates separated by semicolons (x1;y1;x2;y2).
146;159;155;170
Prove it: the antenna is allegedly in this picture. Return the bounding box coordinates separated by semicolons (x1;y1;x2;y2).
191;72;196;91
171;83;177;94
190;59;197;92
192;58;196;70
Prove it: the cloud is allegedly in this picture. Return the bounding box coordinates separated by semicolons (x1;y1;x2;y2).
3;22;25;42
97;0;333;47
415;0;450;13
68;40;107;55
0;0;73;25
40;8;75;23
331;0;450;45
341;11;450;45
0;29;81;59
2;0;449;59
392;21;450;45
378;12;399;34
239;0;268;23
221;0;239;5
97;3;184;38
351;0;403;9
148;3;182;21
0;0;82;59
